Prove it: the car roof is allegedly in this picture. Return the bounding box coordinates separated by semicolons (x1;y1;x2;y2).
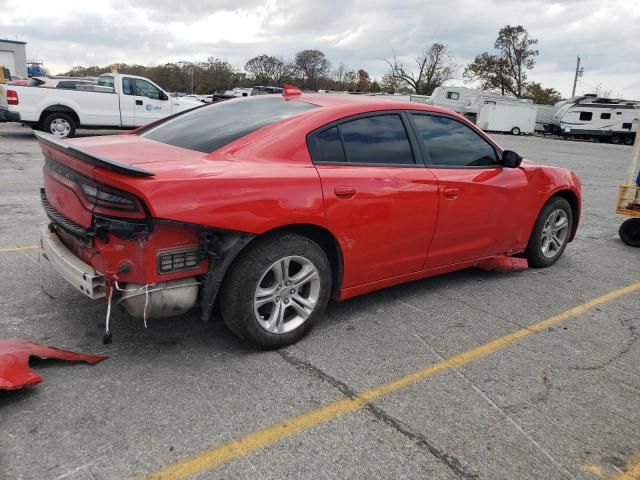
293;92;456;117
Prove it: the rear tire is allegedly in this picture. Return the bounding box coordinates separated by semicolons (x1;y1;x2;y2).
526;196;573;268
623;135;635;146
619;218;640;247
610;135;621;145
43;112;76;138
510;127;521;136
220;233;332;349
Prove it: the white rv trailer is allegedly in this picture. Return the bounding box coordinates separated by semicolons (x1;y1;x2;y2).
476;103;537;135
547;95;640;145
427;86;557;131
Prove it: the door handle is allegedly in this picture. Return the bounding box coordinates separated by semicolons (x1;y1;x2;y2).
443;188;460;199
334;186;356;199
135;100;143;106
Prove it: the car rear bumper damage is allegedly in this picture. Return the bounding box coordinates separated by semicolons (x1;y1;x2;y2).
40;224;106;299
40;190;256;333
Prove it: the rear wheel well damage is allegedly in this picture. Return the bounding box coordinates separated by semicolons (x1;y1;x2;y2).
202;223;344;321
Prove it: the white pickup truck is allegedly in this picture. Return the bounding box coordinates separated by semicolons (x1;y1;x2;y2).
0;72;201;138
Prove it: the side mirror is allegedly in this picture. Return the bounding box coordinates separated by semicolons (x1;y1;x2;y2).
502;150;523;168
160;92;168;101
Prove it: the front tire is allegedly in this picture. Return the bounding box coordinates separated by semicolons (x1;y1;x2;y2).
43;112;76;138
526;196;573;268
220;233;332;349
619;218;640;247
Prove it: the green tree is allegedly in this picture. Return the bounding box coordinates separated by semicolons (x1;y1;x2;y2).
356;69;370;92
524;82;562;105
464;25;539;98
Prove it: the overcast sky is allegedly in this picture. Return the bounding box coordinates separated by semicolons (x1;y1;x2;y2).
1;0;639;99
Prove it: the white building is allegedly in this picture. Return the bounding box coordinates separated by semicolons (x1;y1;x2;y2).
0;39;27;78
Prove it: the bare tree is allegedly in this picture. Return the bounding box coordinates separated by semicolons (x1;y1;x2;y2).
294;49;331;90
383;43;456;95
343;70;357;91
244;54;293;86
333;62;348;89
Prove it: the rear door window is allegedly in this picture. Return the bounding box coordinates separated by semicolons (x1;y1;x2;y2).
139;97;317;153
338;114;414;165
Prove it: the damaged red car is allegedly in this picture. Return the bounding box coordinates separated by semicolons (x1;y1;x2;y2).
38;88;581;349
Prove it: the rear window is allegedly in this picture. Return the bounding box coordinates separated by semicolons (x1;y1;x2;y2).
140;97;317;153
97;76;114;88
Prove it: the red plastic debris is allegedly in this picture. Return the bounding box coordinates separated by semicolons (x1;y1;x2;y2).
0;339;107;390
476;256;529;272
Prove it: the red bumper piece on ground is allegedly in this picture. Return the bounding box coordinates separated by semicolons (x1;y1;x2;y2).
476;256;529;272
0;339;107;390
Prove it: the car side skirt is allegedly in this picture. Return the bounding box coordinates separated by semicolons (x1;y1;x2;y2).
337;254;526;301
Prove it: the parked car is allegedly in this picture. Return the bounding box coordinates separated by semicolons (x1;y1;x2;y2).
182;94;207;103
37;88;581;349
27;76;96;89
0;72;201;137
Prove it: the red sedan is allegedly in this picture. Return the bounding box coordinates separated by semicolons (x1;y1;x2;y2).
37;87;581;348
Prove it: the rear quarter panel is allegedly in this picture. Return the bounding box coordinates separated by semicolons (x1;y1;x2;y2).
94;117;327;233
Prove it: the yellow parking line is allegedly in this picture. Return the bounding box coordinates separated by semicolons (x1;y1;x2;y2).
139;281;640;480
583;452;640;479
0;245;39;253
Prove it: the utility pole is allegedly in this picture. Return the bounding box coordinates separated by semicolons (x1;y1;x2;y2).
571;56;583;97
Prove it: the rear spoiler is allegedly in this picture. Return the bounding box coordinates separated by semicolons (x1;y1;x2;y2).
34;131;155;178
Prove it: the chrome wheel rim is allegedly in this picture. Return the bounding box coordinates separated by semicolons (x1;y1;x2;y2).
254;255;320;334
541;209;569;258
50;118;71;137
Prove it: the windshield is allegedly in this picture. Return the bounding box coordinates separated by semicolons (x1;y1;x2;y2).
138;97;317;153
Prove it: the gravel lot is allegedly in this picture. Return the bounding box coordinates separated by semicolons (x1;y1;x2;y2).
1;123;639;480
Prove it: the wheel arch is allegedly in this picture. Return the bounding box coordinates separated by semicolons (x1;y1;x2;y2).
548;189;580;241
39;105;80;127
202;223;344;321
257;223;344;299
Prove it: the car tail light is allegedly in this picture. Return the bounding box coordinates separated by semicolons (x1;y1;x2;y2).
44;157;147;219
77;178;146;218
157;248;201;274
7;90;18;105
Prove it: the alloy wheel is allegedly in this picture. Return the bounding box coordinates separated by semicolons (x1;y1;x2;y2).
540;209;569;258
253;255;321;334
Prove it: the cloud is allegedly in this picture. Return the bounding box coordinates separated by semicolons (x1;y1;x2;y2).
1;0;639;98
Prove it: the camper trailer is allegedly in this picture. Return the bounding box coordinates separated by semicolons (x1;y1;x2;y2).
547;96;640;144
427;86;557;131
